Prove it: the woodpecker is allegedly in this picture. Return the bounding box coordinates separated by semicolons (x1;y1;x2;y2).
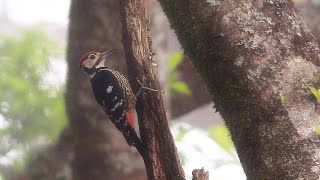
79;49;139;146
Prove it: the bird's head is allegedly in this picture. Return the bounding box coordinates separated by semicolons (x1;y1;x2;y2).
79;49;115;75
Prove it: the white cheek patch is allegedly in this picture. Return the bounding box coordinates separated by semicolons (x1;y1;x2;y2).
83;60;95;68
106;85;113;93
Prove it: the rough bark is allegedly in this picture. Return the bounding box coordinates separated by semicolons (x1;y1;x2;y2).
157;0;320;179
66;0;146;179
192;168;209;180
119;0;185;179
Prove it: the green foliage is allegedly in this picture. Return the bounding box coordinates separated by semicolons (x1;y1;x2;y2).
208;125;234;153
0;29;67;171
167;52;191;96
170;81;191;95
280;95;285;105
168;52;183;71
309;86;320;103
314;125;320;135
175;126;189;142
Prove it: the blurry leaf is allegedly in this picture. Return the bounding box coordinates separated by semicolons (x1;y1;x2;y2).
166;52;192;97
175;127;189;142
168;74;177;83
167;52;183;72
280;95;285;105
170;81;192;95
314;125;320;135
310;86;320;103
208;125;234;152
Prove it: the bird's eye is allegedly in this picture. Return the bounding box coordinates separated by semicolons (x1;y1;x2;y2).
89;54;96;60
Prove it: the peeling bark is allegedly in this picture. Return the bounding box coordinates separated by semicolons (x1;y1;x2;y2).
157;0;320;179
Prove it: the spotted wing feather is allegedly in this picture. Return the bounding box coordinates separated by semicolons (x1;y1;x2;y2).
90;68;136;145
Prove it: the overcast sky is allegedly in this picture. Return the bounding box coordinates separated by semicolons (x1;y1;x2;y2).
0;0;70;25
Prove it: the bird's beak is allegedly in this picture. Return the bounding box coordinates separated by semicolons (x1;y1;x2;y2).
94;49;115;67
100;49;115;60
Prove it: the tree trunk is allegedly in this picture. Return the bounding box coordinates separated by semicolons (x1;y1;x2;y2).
66;0;146;179
15;129;73;180
119;0;185;179
157;0;320;179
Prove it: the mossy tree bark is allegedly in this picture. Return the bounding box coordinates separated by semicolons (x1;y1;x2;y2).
157;0;320;179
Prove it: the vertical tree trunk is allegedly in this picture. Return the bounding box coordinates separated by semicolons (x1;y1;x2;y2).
66;0;146;179
157;0;320;179
119;0;185;179
13;129;73;180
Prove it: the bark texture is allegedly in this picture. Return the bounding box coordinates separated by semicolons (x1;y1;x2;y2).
119;0;185;179
192;168;209;180
66;0;146;179
157;0;320;179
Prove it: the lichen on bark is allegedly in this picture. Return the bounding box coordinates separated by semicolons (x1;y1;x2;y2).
157;0;320;179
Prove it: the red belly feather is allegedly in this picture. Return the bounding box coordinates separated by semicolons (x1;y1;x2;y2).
125;110;135;128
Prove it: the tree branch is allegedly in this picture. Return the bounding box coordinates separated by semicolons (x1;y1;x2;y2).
157;0;320;179
119;0;185;179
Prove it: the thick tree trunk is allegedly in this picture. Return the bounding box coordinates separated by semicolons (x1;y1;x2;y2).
15;129;73;180
157;0;320;179
66;0;146;179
